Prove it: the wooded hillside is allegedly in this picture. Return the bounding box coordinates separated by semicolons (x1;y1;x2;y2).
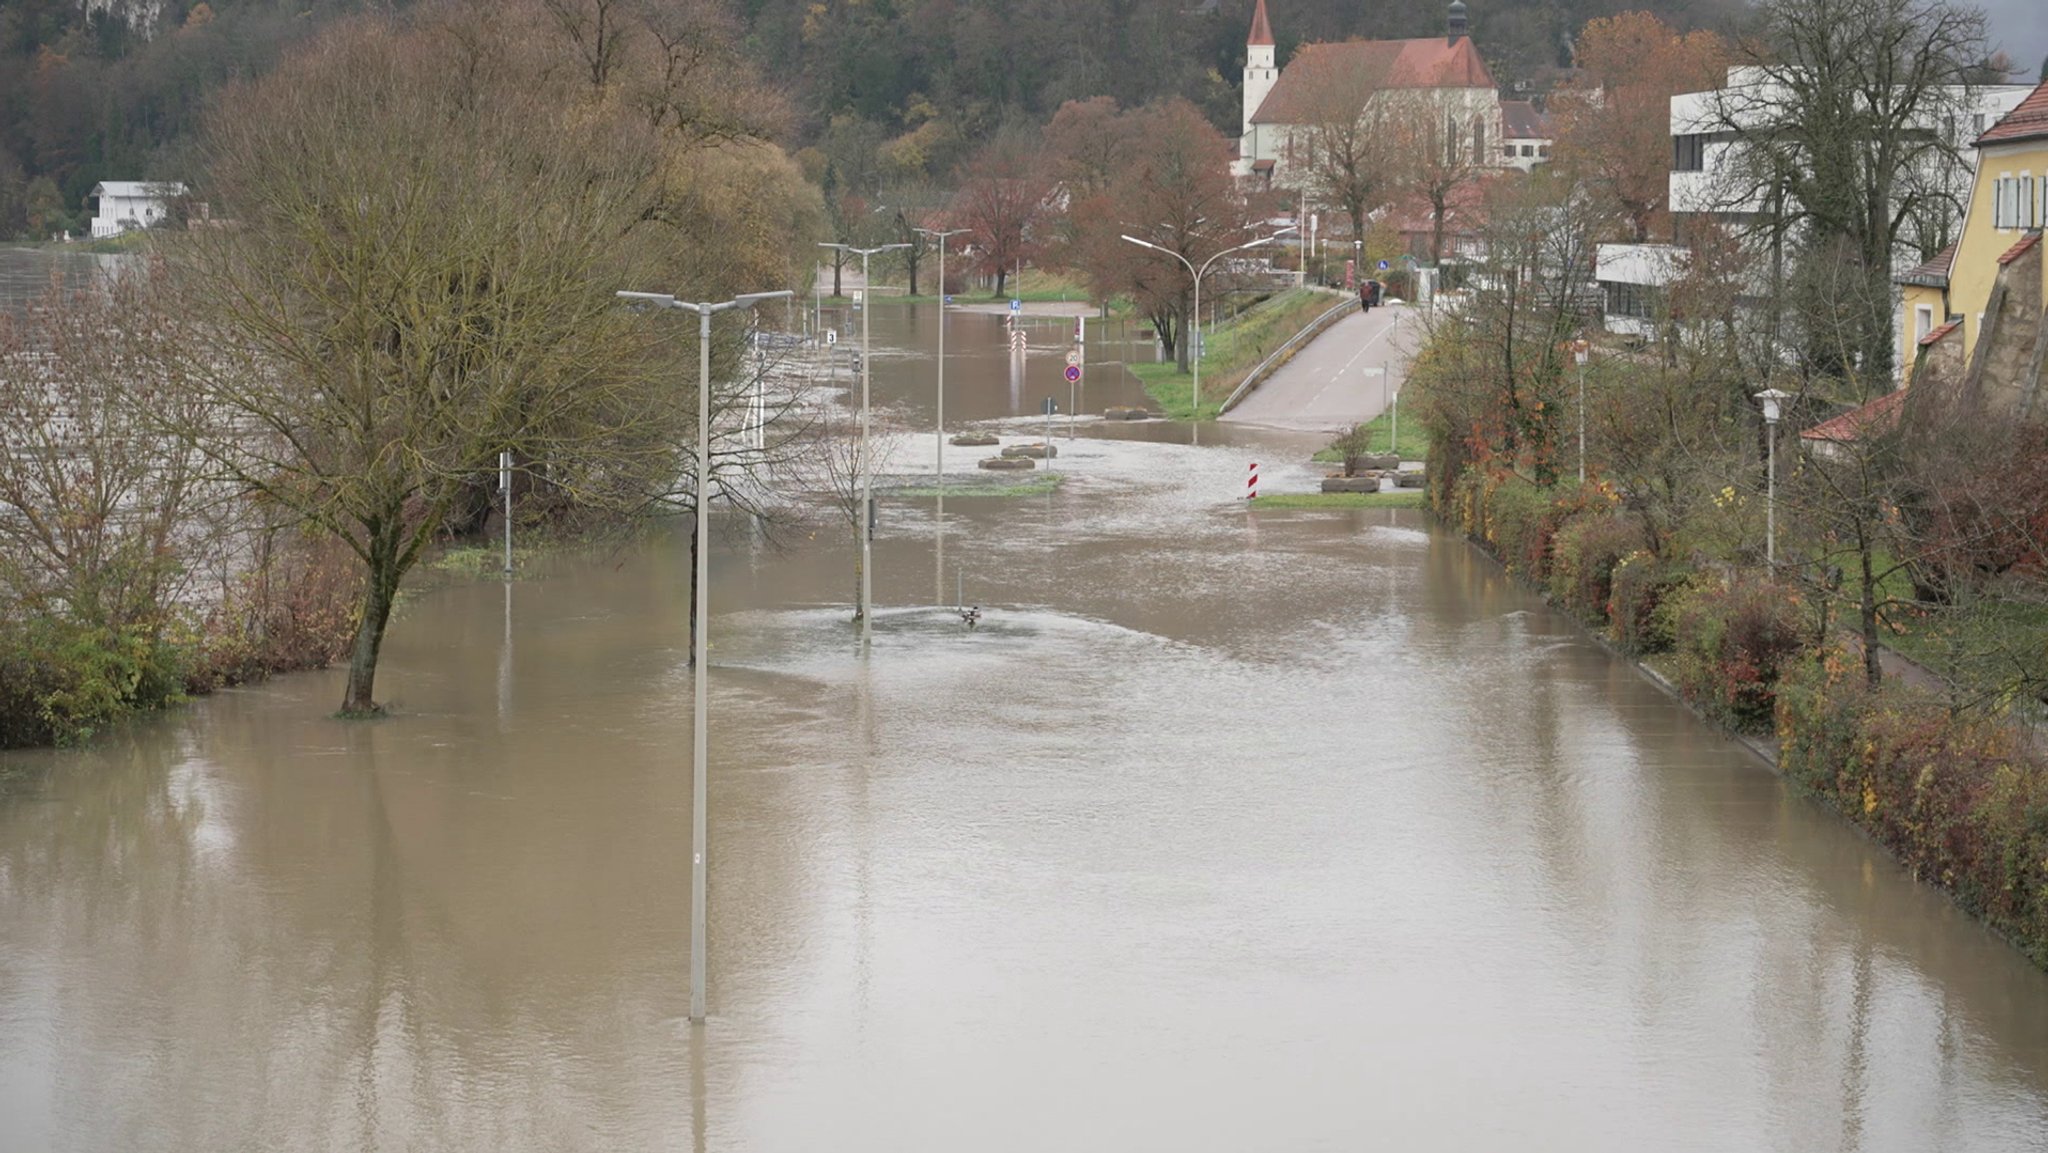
2;0;1752;238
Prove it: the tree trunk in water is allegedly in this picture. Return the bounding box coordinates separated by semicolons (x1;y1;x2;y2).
850;527;864;621
994;269;1007;297
833;259;843;297
342;558;400;715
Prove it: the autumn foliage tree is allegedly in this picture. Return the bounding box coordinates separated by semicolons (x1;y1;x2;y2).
1551;13;1729;242
952;126;1048;297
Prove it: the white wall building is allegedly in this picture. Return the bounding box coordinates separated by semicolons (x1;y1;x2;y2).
1668;67;2030;246
1499;100;1553;171
89;181;186;239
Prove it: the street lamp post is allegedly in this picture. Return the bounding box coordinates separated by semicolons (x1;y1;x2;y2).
1120;226;1297;415
616;286;793;1025
1756;388;1790;568
819;242;910;644
914;228;969;484
1572;339;1590;485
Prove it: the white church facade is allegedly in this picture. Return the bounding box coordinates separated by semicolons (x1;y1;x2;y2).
1231;0;1507;188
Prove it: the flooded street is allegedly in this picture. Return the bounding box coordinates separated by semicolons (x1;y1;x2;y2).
5;294;2048;1150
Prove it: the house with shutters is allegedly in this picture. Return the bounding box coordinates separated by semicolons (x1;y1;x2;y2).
1905;76;2048;419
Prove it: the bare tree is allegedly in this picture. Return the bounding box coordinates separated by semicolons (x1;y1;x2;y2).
161;11;693;715
1701;0;1987;381
1282;45;1406;252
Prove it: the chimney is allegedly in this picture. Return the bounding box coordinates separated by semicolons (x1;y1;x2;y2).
1447;0;1468;44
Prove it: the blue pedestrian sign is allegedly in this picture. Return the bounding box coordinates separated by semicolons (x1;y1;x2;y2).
1378;260;1389;271
1010;299;1022;314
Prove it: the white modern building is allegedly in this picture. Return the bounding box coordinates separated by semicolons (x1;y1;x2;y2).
1593;242;1687;341
1667;67;2030;252
89;181;187;239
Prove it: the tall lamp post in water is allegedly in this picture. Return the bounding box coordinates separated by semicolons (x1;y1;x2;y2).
616;286;793;1024
819;242;909;645
913;227;969;481
1756;388;1790;568
1119;226;1296;415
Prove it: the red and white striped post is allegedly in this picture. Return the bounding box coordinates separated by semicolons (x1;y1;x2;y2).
1245;461;1259;500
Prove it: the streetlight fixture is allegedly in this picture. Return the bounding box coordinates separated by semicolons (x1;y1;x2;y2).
616;285;794;1025
819;242;910;644
1120;226;1297;415
913;228;969;483
1572;339;1591;485
1756;387;1791;568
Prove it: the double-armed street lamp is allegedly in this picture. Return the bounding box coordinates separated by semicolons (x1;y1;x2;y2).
1756;387;1791;568
819;242;910;645
616;286;793;1025
1120;226;1297;415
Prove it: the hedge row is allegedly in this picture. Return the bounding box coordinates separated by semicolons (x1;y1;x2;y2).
1780;652;2048;968
1448;469;1804;732
1441;464;2048;970
0;534;360;748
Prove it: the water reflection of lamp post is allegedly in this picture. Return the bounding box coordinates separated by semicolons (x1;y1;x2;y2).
1119;227;1297;415
1756;388;1790;568
818;242;909;645
616;286;793;1025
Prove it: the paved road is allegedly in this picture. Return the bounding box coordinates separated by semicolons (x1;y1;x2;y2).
1221;302;1418;432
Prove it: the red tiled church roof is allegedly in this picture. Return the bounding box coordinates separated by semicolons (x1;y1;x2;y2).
1977;78;2048;147
1248;0;1274;48
1799;389;1907;444
1252;36;1496;124
1895;241;1957;287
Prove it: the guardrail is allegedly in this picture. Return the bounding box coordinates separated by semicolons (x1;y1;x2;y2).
1218;292;1356;414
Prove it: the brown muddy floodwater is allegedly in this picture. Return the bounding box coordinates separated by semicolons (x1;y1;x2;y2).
4;298;2048;1151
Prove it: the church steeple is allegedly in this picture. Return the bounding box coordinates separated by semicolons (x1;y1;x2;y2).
1240;0;1280;166
1249;0;1274;48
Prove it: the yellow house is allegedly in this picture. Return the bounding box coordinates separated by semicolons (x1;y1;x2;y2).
1917;76;2048;414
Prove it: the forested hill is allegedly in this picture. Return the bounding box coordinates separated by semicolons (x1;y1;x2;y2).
3;0;1742;239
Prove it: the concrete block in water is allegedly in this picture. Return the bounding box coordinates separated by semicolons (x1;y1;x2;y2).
979;456;1036;471
1000;442;1058;459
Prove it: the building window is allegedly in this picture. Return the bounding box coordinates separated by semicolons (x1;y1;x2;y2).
1538;144;1550;158
1503;144;1516;158
1605;281;1659;320
1673;134;1705;172
1519;144;1534;157
1973;113;1987;135
1915;304;1933;344
1994;176;2010;228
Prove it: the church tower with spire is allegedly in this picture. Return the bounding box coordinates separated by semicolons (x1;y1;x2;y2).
1239;0;1278;164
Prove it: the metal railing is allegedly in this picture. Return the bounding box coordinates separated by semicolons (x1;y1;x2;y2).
1218;292;1355;414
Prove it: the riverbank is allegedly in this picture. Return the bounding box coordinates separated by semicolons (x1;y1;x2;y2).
1431;463;2048;971
1129;288;1339;420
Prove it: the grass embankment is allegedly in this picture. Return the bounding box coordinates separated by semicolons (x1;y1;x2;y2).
1252;490;1426;509
1129;288;1343;420
1312;407;1431;462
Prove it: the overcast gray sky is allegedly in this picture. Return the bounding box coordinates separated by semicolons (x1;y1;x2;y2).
1979;0;2047;81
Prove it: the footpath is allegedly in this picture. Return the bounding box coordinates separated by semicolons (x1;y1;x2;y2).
1221;303;1419;432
